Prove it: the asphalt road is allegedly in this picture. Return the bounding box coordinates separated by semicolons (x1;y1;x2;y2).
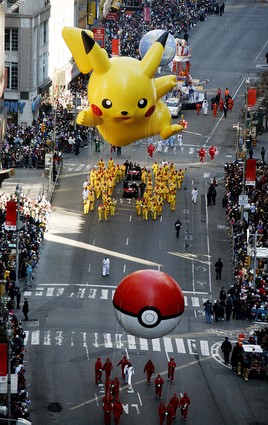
23;0;268;424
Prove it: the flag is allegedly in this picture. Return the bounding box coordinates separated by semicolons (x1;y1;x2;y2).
0;344;7;376
5;201;16;230
245;159;256;186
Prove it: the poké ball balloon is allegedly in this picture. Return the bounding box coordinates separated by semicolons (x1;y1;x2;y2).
113;270;184;339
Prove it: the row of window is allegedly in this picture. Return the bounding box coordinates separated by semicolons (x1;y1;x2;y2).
5;22;49;90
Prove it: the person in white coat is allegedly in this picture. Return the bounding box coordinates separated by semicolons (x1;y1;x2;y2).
102;257;110;276
124;362;134;389
202;99;208;115
191;188;198;204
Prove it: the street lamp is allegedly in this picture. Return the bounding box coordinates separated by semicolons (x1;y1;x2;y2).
6;324;13;425
15;184;22;288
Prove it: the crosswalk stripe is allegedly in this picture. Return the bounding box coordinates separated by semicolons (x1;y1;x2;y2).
139;338;149;350
200;340;210;356
24;330;29;345
104;333;113;348
44;330;51;345
175;338;186;354
89;288;97;298
187;339;197;355
152;339;161;352
100;289;109;299
184;296;188;307
163;337;173;353
127;335;137;349
115;334;124;349
93;332;99;348
46;288;54;296
31;330;40;345
78;288;86;298
191;297;200;307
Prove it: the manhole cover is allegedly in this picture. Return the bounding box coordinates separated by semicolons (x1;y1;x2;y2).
48;402;62;413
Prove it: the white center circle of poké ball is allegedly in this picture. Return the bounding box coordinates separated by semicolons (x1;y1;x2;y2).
140;309;159;326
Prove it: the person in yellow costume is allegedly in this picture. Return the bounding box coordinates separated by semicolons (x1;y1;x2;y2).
107;157;114;169
103;203;110;221
142;202;149;220
109;199;116;216
88;190;95;211
170;193;176;211
156;196;164;216
98;158;105;170
98;204;103;221
136;199;142;216
151;203;157;220
107;177;114;196
94;180;101;199
152;161;159;177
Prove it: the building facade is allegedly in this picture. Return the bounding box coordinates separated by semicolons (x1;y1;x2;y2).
3;0;79;127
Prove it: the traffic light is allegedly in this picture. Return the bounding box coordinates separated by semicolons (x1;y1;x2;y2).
244;256;251;268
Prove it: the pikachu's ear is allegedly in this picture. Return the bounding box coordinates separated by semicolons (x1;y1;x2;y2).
141;32;168;79
62;27;95;74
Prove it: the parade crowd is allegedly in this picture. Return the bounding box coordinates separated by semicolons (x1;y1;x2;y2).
96;355;191;424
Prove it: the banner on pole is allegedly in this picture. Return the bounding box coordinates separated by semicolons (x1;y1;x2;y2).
5;201;16;230
245;159;256;186
0;344;7;376
247;88;257;108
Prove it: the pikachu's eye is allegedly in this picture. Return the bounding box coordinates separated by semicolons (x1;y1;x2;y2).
102;99;112;109
138;98;147;108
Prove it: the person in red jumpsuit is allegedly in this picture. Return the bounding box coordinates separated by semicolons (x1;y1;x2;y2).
103;399;113;425
158;402;167;425
110;377;120;399
166;403;174;425
147;143;155;159
169;393;180;418
213;102;218;117
167;357;176;382
95;357;103;385
116;356;129;380
180;392;191;421
102;393;112;405
219;98;224;111
228;97;234;111
144;359;155;384
154;374;164;399
209;145;217;161
198;147;206;163
105;377;112;396
103;358;113;379
196;102;201;115
113;399;123;425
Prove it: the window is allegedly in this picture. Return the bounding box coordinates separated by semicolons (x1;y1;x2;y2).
5;62;18;89
5;29;18;51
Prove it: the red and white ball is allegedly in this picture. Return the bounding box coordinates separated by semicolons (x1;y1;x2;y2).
113;269;184;339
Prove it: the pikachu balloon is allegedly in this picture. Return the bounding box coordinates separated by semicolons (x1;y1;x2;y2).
62;27;184;147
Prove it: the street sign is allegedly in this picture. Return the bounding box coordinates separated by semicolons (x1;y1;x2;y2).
93;27;105;48
238;194;248;206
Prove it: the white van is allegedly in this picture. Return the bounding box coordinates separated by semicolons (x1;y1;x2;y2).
166;97;182;117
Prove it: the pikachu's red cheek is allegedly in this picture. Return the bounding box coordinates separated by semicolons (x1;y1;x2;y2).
144;105;155;118
91;104;103;116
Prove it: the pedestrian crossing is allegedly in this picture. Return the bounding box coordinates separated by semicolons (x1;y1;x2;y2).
23;286;210;309
22;330;211;356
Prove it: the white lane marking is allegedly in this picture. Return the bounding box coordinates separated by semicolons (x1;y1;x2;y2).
127;335;137;350
152;339;161;351
139;338;149;350
175;338;186;354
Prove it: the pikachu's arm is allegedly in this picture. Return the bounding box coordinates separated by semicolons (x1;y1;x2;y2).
77;109;102;127
155;75;177;100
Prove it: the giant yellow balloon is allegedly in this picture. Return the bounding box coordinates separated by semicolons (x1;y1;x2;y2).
62;27;184;146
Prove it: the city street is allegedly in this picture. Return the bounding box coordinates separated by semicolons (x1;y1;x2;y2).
15;0;268;424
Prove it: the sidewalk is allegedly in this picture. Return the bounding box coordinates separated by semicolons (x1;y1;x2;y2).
0;166;58;201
